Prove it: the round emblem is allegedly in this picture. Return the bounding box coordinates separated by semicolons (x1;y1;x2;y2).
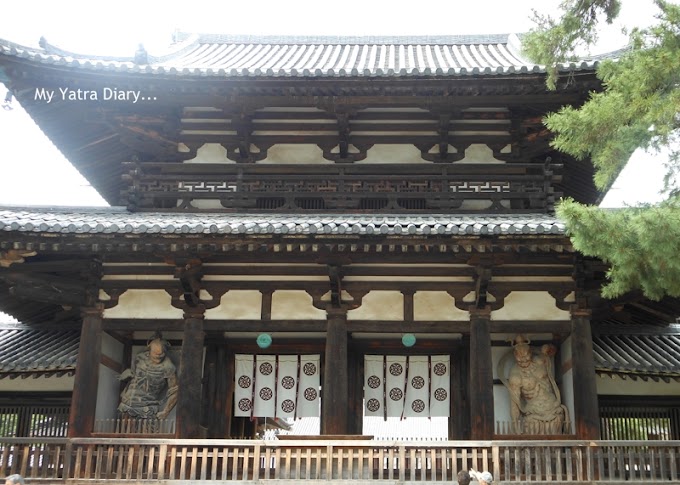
304;387;317;401
259;387;273;400
389;388;404;401
389;363;403;376
281;376;295;389
281;399;295;413
238;398;252;412
238;375;251;388
259;362;273;375
303;362;317;376
366;398;381;412
435;388;448;401
433;363;447;376
367;375;381;388
411;399;425;413
411;376;425;389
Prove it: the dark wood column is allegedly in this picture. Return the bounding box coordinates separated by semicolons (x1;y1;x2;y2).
177;306;205;438
469;306;494;440
451;337;470;439
321;306;348;435
68;304;104;437
571;308;600;439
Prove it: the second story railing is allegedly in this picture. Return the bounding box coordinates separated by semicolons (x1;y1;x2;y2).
1;437;679;483
122;162;561;213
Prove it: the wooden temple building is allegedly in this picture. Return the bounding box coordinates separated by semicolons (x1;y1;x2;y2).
0;33;679;482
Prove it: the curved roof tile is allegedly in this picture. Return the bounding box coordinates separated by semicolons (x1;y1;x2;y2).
0;207;566;237
0;33;610;78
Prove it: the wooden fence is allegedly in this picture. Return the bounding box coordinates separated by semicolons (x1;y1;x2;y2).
0;438;679;482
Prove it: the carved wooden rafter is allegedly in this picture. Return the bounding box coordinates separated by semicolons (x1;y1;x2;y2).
417;112;468;163
221;110;271;163
307;264;367;311
167;259;224;311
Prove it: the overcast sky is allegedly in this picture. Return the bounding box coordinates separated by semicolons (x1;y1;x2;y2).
0;0;669;207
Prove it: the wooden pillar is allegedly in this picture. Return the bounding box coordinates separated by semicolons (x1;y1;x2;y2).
68;305;103;437
322;307;348;435
177;306;205;438
469;307;494;440
571;309;600;439
450;339;470;439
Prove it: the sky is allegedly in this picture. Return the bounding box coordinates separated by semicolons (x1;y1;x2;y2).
0;0;670;207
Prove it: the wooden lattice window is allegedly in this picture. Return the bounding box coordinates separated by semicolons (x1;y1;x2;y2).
0;393;71;437
599;395;680;440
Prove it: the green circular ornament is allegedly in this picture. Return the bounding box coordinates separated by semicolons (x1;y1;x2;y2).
402;333;416;347
257;333;272;349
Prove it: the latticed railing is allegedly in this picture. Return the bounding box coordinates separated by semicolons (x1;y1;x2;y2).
1;438;679;482
122;162;561;213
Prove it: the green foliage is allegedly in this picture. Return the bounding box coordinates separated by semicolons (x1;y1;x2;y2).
558;197;680;299
526;1;680;299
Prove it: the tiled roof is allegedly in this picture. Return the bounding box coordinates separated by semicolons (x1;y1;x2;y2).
0;207;567;237
0;33;607;78
593;324;680;381
0;323;79;378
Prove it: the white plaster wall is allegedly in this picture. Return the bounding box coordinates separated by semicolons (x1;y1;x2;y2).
271;290;326;319
560;337;575;434
492;292;570;320
96;333;125;421
358;144;423;163
258;144;329;164
347;291;403;320
492;345;512;426
96;365;121;421
184;143;231;163
596;377;680;396
102;332;124;361
414;291;469;320
458;144;505;163
493;385;511;428
104;290;183;319
0;375;74;391
206;290;262;319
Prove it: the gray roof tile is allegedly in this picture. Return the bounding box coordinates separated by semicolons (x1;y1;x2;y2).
0;33;609;78
0;323;79;378
593;325;680;379
0;207;567;237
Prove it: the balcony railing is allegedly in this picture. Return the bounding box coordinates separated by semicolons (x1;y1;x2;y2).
1;437;679;482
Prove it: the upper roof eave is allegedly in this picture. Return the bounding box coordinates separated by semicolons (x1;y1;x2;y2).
0;34;604;79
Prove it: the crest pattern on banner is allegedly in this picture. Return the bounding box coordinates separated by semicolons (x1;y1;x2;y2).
364;355;450;418
234;354;320;418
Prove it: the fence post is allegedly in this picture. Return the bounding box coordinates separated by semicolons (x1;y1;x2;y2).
63;439;73;480
492;445;500;482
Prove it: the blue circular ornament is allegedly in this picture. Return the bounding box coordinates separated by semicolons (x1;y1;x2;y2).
257;333;272;349
402;333;416;347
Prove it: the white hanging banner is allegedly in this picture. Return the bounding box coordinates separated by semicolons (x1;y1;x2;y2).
296;354;320;418
385;356;407;418
234;354;321;418
364;355;385;417
364;355;450;419
254;355;276;417
403;356;429;417
234;354;255;417
429;355;451;417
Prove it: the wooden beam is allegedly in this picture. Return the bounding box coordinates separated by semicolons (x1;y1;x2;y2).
176;308;205;438
571;309;600;440
68;305;103;437
102;318;571;334
321;308;349;435
469;307;494;440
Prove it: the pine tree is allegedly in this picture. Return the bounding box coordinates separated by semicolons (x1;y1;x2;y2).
524;0;680;299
